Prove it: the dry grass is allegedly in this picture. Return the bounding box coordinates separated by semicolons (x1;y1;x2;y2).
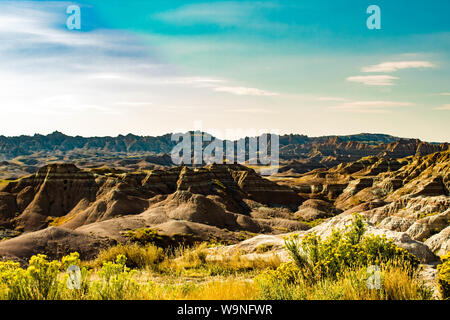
0;240;434;300
381;264;428;300
89;243;164;270
47;214;76;226
310;265;429;300
158;243;282;277
181;279;258;300
256;263;432;300
138;278;259;300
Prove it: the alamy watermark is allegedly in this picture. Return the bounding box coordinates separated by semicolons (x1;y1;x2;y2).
367;5;381;30
66;265;81;290
64;4;381;32
66;5;81;30
366;265;381;289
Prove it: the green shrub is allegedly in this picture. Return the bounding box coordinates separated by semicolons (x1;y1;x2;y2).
284;214;419;281
256;243;274;253
300;218;325;228
256;264;431;300
254;261;304;299
256;214;426;300
0;254;62;300
61;252;91;299
0;260;30;300
0;253;140;300
90;255;139;300
437;252;450;300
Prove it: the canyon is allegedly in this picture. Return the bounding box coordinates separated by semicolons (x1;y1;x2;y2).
0;134;448;266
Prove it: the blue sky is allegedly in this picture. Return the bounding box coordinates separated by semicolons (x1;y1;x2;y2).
0;0;449;141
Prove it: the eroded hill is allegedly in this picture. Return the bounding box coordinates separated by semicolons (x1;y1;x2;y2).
0;151;448;264
0;163;307;261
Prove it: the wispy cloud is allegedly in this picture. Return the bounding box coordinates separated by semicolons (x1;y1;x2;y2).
39;95;119;115
330;100;414;113
0;1;282;126
438;92;450;96
154;2;250;26
346;75;398;86
435;104;450;110
154;77;224;87
113;102;153;107
214;86;279;96
153;1;279;28
362;61;434;73
226;108;276;114
316;96;347;101
0;4;112;53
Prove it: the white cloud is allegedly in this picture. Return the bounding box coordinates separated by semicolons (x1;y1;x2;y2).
0;3;279;119
362;61;434;73
226;108;276;114
88;73;131;81
438;92;450;96
214;86;279;96
346;75;399;86
0;6;106;50
154;77;224;87
435;104;450;110
114;102;153;107
330;100;414;113
316;96;347;101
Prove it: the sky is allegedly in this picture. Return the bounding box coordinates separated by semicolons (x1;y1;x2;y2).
0;0;449;142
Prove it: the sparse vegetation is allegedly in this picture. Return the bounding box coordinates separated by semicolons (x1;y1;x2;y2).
212;179;226;189
0;223;436;300
255;263;431;300
348;197;363;207
0;216;441;300
47;214;75;227
299;218;326;228
0;242;282;300
417;211;441;220
122;228;200;247
255;214;429;300
91;243;164;270
158;243;281;277
256;243;274;253
437;252;450;300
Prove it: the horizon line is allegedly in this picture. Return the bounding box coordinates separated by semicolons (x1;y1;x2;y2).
0;130;448;144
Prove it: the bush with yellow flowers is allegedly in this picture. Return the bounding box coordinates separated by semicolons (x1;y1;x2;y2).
90;254;139;300
0;254;61;299
282;214;419;281
0;252;139;300
437;252;450;300
256;214;424;299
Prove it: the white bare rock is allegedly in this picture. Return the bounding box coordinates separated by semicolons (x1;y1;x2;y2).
366;227;439;264
406;209;450;241
206;234;290;262
208;212;440;264
306;213;439;263
425;226;450;257
419;265;439;299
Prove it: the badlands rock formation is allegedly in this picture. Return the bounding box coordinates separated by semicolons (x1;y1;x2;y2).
215;151;450;264
1;131;448;180
0;163;306;260
0;150;448;265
